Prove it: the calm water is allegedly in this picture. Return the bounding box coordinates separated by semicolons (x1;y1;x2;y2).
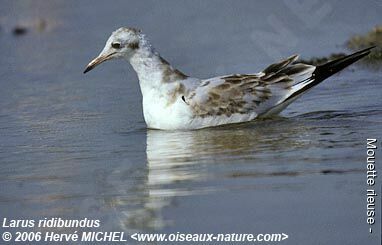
0;0;381;244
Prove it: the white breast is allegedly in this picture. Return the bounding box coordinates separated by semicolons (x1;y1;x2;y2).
141;87;193;130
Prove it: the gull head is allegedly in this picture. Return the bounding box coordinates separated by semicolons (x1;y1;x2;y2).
84;27;142;73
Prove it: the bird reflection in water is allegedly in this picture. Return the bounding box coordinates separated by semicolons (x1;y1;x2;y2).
112;119;313;232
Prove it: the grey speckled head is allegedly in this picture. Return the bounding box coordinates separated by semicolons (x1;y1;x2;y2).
84;27;142;73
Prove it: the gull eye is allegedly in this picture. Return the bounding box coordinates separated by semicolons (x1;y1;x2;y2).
111;42;121;49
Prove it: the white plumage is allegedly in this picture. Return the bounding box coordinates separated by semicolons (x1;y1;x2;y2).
84;27;373;130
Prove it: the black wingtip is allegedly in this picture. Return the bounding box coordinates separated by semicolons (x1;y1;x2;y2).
283;46;375;104
83;66;92;74
313;46;375;82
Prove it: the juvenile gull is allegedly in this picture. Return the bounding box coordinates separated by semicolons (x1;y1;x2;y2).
84;27;373;130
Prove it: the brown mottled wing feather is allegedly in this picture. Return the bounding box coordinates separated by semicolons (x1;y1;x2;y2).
185;55;315;118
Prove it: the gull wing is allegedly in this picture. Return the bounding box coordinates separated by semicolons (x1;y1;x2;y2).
184;55;316;118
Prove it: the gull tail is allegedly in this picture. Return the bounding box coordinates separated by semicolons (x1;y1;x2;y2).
261;47;374;117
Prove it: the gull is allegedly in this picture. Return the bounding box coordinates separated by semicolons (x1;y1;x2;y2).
84;27;373;130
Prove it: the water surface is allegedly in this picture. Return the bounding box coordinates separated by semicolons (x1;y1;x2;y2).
0;0;381;244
